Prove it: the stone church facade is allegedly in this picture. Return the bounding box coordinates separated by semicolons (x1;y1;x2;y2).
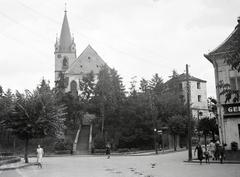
54;10;106;94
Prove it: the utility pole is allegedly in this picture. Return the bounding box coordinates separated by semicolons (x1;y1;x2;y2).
149;90;158;154
186;64;192;161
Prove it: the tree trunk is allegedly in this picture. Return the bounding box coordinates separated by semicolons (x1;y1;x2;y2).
13;137;16;155
212;131;215;142
174;134;176;151
101;103;105;136
204;133;207;148
24;137;29;163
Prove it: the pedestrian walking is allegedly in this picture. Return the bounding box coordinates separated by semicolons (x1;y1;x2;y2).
209;140;215;160
194;143;203;164
214;140;220;160
219;144;225;164
106;143;111;159
203;146;210;164
37;145;44;168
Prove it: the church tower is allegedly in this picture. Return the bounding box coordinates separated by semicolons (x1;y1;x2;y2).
54;10;76;81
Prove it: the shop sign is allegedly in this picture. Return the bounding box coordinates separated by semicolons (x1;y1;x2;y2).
222;103;240;118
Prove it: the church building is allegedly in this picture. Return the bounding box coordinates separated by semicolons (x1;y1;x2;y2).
54;10;106;94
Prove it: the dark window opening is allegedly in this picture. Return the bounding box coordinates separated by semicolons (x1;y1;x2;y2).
229;77;240;90
230;77;236;90
238;124;240;141
62;57;68;69
179;83;183;91
198;95;201;102
179;95;184;103
197;82;200;89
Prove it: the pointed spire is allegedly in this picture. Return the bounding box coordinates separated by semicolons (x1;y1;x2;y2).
59;7;72;52
64;2;67;13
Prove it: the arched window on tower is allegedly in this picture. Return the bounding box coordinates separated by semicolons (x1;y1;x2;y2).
70;80;78;97
62;57;68;69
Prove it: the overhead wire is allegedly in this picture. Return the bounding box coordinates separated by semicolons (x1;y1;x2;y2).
11;0;171;67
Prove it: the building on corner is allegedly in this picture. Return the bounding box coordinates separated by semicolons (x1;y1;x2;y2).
204;17;240;149
165;73;209;120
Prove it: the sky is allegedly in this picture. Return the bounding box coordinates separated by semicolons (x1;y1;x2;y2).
0;0;240;97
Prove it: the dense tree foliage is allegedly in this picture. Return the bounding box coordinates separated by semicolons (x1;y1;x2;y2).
197;117;218;147
90;69;188;149
0;80;66;163
168;115;187;151
0;66;189;154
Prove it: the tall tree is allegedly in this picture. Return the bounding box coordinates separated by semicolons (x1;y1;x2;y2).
198;117;218;146
0;88;15;149
168;115;186;151
1;80;66;163
79;71;95;102
94;65;112;134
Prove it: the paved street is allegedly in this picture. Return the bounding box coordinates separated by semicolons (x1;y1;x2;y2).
1;151;240;177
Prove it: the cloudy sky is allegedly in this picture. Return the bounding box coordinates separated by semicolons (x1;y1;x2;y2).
0;0;239;97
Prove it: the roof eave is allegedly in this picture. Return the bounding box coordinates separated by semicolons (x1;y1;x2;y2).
204;53;213;64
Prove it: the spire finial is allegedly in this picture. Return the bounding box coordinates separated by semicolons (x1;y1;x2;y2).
64;3;67;13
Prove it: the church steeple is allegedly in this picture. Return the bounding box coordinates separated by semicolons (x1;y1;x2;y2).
59;10;72;51
55;7;76;82
55;8;75;54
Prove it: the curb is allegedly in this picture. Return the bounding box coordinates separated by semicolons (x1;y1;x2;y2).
128;149;187;156
184;160;240;164
0;162;36;171
0;157;21;166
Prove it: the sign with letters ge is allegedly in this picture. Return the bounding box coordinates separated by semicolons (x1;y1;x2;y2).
222;103;240;118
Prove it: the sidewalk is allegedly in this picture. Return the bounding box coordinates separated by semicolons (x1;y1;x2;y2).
126;148;187;156
184;158;240;164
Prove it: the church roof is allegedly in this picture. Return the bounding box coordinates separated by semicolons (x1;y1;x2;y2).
166;73;206;84
204;18;240;63
59;11;72;52
66;45;106;75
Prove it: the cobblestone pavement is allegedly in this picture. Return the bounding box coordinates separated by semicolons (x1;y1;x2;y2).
0;151;240;177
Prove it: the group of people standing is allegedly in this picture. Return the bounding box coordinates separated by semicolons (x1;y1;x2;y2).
194;140;226;164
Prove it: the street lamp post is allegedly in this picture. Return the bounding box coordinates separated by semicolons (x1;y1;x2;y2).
197;110;202;142
154;128;158;154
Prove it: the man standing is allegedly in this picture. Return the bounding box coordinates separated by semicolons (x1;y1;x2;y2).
194;143;203;164
37;145;44;168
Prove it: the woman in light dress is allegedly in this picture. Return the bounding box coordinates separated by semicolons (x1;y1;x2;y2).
37;145;44;168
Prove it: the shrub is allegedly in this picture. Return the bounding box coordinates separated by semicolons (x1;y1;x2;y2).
54;139;72;151
94;134;105;149
231;141;238;151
